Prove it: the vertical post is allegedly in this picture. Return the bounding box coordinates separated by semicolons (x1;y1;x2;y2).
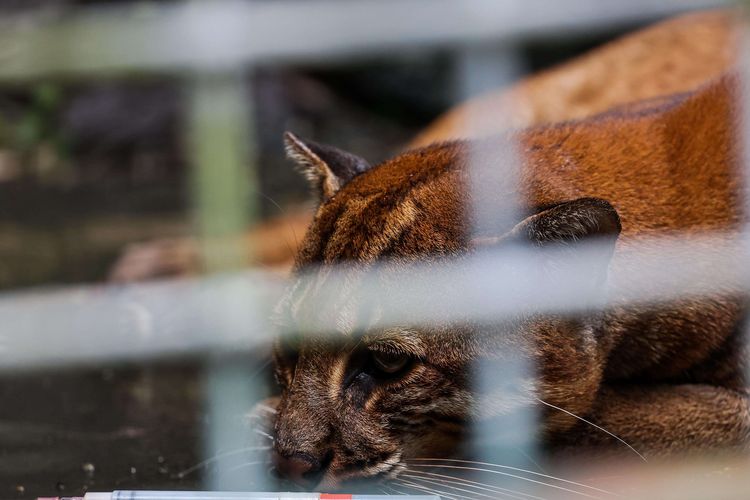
737;4;750;235
457;42;540;480
456;42;525;234
189;73;253;271
187;72;266;490
737;1;750;419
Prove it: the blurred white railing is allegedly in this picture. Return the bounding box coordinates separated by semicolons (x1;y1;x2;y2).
1;232;746;370
0;0;729;79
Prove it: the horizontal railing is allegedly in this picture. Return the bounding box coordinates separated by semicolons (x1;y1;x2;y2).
0;0;729;80
2;232;746;370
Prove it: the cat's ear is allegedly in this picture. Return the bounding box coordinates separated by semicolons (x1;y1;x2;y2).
284;132;371;202
504;197;621;247
474;198;621;289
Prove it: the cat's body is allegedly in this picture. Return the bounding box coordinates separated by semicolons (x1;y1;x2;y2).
412;9;738;147
270;71;749;490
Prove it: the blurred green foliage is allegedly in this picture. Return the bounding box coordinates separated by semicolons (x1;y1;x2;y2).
17;83;63;149
4;82;71;181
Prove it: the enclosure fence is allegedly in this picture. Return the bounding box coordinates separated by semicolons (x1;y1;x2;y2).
0;0;746;498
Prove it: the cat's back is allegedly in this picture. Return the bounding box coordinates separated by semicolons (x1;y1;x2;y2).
412;9;738;148
518;74;742;238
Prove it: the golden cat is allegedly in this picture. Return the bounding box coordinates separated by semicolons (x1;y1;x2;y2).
269;71;748;490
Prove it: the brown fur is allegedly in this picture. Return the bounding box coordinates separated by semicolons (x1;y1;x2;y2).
412;9;738;147
271;73;749;489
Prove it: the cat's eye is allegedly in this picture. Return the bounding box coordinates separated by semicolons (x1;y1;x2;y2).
370;350;411;376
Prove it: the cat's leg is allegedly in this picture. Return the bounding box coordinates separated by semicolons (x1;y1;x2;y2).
547;384;750;458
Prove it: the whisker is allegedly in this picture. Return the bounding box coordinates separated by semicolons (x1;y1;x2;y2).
176;447;271;479
386;484;428;498
402;470;544;500
394;478;462;500
407;463;609;499
251;190;302;255
513;446;548;474
246;359;273;383
215;460;270;481
535;397;648;463
400;473;519;500
397;480;459;500
410;458;617;496
384;482;422;497
254;403;278;415
253;428;275;441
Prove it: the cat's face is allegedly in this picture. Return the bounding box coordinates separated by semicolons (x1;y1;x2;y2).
267;133;619;489
270;324;475;489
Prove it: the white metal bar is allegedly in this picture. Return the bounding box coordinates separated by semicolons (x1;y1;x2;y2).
0;271;282;370
457;43;534;466
186;73;264;489
0;0;728;80
0;233;746;371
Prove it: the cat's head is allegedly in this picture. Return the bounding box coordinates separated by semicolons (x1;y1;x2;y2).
268;133;621;490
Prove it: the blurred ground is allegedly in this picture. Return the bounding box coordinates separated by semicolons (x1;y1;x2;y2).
0;363;204;498
0;352;278;499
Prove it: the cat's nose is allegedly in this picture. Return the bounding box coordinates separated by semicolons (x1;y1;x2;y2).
271;450;324;488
